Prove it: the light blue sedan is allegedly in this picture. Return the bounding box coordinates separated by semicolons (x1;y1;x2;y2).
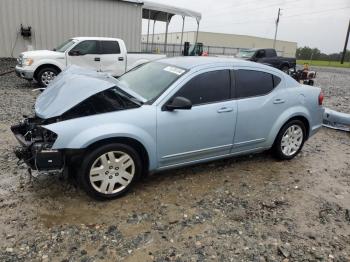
11;57;324;199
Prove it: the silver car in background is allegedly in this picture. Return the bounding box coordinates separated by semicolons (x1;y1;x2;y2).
11;57;325;200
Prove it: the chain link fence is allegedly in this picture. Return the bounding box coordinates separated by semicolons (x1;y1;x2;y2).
141;42;284;57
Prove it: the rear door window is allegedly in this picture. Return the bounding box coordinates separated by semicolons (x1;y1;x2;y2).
100;41;121;54
175;70;230;105
235;70;278;98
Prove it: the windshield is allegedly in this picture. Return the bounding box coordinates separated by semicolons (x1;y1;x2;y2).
55;39;77;52
236;50;256;58
118;62;186;102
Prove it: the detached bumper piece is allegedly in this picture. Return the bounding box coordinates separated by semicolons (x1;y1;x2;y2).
11;118;64;171
323;108;350;132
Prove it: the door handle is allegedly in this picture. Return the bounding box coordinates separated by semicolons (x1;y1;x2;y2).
273;99;285;104
217;107;233;113
118;57;124;61
94;57;100;62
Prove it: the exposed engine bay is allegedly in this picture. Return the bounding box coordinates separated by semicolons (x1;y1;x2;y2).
11;116;64;171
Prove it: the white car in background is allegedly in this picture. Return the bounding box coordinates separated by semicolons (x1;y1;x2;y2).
15;37;166;87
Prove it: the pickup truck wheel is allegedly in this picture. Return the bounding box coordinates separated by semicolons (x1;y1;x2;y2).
37;67;59;87
79;143;142;200
273;120;306;160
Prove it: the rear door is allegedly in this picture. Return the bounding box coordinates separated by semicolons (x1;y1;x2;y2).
66;40;101;71
232;68;289;152
99;40;125;76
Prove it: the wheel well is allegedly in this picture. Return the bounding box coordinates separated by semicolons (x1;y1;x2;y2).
86;137;150;174
34;64;61;80
285;116;310;139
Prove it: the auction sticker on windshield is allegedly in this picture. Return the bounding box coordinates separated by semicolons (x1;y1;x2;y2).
163;66;185;76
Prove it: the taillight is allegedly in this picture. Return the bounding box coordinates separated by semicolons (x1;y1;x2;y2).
318;91;324;105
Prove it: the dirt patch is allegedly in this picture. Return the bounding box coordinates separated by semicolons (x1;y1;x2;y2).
0;59;350;261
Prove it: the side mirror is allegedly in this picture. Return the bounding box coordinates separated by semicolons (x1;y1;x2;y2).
68;50;81;56
165;96;192;111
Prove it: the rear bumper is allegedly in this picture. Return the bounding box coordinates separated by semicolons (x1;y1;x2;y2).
323;108;350;132
15;66;34;80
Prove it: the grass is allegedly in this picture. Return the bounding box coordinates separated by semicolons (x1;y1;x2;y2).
297;60;350;68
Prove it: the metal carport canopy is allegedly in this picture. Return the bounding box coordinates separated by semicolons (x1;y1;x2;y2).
142;1;201;22
141;1;202;53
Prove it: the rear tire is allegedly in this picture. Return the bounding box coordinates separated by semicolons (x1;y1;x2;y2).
37;67;59;87
273;120;306;160
79;143;142;200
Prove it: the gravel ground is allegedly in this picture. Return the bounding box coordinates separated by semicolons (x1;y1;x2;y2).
0;59;349;262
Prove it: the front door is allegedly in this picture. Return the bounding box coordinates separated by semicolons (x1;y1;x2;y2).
66;40;101;72
157;69;237;168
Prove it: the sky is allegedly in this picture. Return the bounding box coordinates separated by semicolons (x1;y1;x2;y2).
141;0;350;54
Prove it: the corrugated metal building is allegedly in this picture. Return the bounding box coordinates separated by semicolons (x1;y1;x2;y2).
142;31;297;57
0;0;143;58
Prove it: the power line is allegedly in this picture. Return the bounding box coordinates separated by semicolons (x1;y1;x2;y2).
204;0;312;17
200;5;350;29
282;5;350;19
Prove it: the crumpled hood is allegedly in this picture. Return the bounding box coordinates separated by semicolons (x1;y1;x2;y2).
35;66;117;119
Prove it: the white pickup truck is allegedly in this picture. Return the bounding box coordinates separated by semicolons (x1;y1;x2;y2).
15;37;166;87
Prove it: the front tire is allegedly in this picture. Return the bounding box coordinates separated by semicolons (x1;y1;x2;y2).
37;67;59;87
273;120;306;160
79;143;142;200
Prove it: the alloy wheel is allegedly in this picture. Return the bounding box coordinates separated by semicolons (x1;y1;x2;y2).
41;71;56;86
89;151;135;195
281;125;304;156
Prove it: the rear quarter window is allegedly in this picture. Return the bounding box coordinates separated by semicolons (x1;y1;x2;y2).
235;70;280;98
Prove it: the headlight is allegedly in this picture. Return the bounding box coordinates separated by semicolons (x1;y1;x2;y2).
23;57;34;66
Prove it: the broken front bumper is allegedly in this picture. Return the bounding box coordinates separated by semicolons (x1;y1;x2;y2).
11;120;64;171
323;108;350;132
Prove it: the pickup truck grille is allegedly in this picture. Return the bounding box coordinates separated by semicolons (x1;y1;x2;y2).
17;55;23;67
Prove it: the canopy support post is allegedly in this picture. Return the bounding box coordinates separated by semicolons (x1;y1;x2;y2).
151;20;156;53
164;13;169;54
195;19;200;45
146;10;151;52
180;16;185;51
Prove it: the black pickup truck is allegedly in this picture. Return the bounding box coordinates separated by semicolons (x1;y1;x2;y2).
236;48;296;72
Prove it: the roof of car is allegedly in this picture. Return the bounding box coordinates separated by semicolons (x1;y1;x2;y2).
73;37;122;41
157;56;271;70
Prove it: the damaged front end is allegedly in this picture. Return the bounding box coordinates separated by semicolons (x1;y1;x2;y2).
11;116;64;171
11;66;145;174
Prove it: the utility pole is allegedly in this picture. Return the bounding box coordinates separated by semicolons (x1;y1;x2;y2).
273;8;281;49
340;19;350;64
